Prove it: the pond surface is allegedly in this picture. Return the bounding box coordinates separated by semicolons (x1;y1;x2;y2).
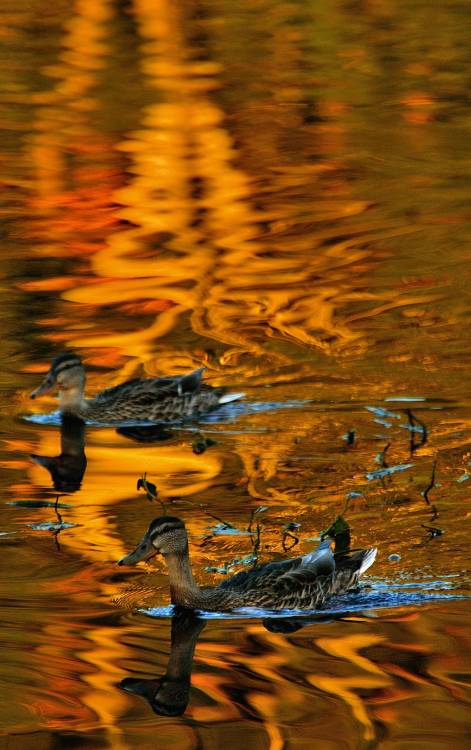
1;1;470;748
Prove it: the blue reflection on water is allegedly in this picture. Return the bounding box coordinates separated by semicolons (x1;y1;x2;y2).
138;580;467;621
23;399;308;428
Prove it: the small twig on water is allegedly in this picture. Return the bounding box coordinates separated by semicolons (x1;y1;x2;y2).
378;442;391;468
247;505;268;533
342;429;356;447
54;494;63;525
406;409;428;455
282;530;299;552
251;523;261;567
421;523;444;541
423;459;437;505
53;494;62;552
423;458;439;520
199;507;235;529
137;473;168;512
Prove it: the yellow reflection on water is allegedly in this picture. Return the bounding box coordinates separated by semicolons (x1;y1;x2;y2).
2;0;471;746
23;0;434;381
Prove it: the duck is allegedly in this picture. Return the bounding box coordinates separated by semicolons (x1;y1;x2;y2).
30;352;242;423
118;516;377;611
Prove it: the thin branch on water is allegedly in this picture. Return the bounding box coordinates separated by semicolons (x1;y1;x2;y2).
423;459;437;505
378;442;391;468
250;522;261;567
423;458;439;520
54;494;63;525
53;494;62;552
406;409;428;455
421;523;444;541
199;507;235;529
282;530;299;552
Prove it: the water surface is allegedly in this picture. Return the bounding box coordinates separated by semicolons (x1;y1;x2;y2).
0;1;470;748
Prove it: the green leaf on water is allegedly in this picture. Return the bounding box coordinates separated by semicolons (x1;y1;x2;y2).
192;438;218;455
8;500;71;509
137;473;158;501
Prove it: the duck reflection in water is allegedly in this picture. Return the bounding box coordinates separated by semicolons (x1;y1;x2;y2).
119;610;206;716
30;415;87;493
119;610;356;717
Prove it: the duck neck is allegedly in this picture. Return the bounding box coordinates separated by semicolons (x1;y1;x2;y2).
164;548;200;608
59;386;87;415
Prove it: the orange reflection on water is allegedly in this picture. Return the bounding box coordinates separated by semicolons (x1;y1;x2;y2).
312;633;390;740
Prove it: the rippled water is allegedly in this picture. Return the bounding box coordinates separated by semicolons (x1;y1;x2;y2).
1;1;470;747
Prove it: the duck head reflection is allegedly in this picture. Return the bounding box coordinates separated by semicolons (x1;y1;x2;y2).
119;610;206;716
30;415;87;493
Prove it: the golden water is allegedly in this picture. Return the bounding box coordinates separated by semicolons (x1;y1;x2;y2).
0;1;470;747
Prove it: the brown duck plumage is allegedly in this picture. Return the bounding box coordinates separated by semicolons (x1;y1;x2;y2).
30;353;242;423
118;516;377;612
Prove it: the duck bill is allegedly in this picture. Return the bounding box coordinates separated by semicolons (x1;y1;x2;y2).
30;453;55;470
118;535;157;566
30;373;56;399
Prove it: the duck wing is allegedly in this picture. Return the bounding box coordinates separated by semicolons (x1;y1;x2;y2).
218;542;376;609
219;540;335;593
262;545;376;610
218;555;304;592
93;368;207;406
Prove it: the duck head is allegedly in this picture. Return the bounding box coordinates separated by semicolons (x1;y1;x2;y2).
118;516;188;565
30;353;86;407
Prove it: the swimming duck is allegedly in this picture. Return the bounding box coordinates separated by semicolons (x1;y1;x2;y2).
118;516;377;611
30;353;242;423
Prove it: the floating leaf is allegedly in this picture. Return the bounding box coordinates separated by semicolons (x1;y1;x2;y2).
209;523;249;536
365;406;400;419
384;397;426;402
374;418;392;428
399;423;425;434
205;553;257;575
421;524;444;539
192;438;217;455
29;521;78;532
342;430;356;445
137;474;158;501
366;463;413;480
8;500;71;509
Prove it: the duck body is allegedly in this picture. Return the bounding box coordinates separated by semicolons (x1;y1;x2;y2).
118;516;377;612
30;353;241;424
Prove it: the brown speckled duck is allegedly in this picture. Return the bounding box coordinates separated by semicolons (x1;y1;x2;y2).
30;353;242;423
118;516;377;611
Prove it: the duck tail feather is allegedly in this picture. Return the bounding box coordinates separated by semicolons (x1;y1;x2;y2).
218;392;245;404
358;547;377;576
